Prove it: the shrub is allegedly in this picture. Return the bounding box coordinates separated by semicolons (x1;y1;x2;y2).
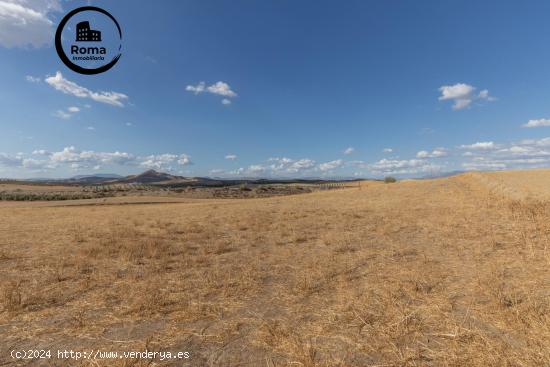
384;176;397;184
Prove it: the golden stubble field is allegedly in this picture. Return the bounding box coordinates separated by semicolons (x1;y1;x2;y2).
1;170;549;366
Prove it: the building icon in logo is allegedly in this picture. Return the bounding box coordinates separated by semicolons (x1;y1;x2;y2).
76;21;101;42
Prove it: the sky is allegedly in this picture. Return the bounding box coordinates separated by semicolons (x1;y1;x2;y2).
2;0;550;179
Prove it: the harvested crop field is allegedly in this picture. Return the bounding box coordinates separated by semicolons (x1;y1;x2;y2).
1;170;549;366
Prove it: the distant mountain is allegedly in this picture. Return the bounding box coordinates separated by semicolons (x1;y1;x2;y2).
70;173;123;180
11;173;123;184
13;169;363;187
116;169;181;184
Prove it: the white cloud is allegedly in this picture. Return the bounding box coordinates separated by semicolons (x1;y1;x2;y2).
416;148;448;158
269;157;293;165
51;146;135;167
0;0;61;48
53;106;80;119
461;161;507;170
22;158;47;169
53;109;72;120
45;71;129;107
522;119;550;128
496;145;550;158
268;157;316;174
1;147;191;173
318;159;343;171
370;158;442;175
248;165;265;173
206;81;237;97
289;159;315;172
185;82;205;94
383;148;393;153
438;83;495;110
186;81;237;104
228;165;266;177
125;122;133;126
25;75;41;83
459;141;496;150
343;147;354;155
225;154;237;161
459;137;550;171
140;154;177;170
0;152;53;170
177;154;192;166
86;126;95;131
0;152;23;167
219;157;319;178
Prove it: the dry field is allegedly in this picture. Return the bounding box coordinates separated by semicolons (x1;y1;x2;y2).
0;182;319;201
1;170;549;366
0;184;82;193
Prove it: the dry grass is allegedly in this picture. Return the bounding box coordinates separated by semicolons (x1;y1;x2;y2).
0;171;549;366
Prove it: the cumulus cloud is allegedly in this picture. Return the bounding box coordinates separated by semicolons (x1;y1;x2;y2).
25;75;41;83
51;146;136;167
289;159;316;172
269;157;316;173
0;152;53;170
218;157;319;178
461;161;507;170
343;147;354;155
0;147;191;174
140;154;177;170
247;165;265;173
45;72;129;107
0;152;23;167
185;82;205;94
21;158;45;169
416;148;448;158
27;147;191;172
177;154;192;166
207;82;237;97
318;159;344;171
0;0;61;48
225;154;237;161
460;137;550;171
438;83;495;110
227;165;265;177
53;109;72;120
370;158;443;175
522;119;550;128
186;81;237;104
53;106;80;119
459;141;496;150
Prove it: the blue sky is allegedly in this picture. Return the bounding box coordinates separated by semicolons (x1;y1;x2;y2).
2;0;550;178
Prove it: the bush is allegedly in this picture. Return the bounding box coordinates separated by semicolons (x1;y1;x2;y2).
0;191;112;201
384;176;397;184
240;184;252;191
